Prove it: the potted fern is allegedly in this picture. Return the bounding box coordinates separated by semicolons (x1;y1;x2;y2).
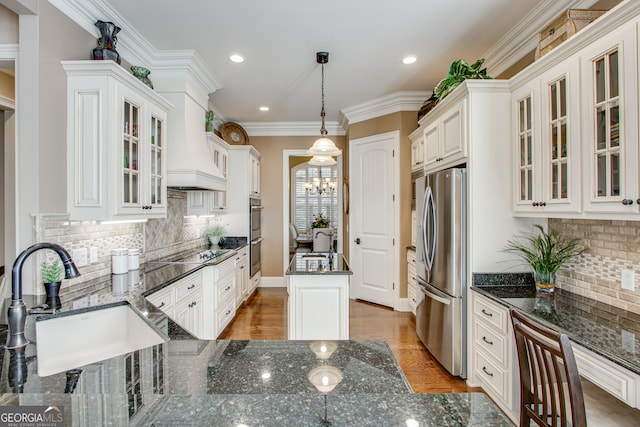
434;58;492;101
205;218;227;247
504;225;583;293
42;260;63;308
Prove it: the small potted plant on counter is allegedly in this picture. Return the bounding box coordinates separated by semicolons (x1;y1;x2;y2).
504;224;584;293
205;218;227;247
42;259;63;309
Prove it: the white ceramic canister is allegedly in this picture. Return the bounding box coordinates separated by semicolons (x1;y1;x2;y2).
111;248;129;275
128;248;140;271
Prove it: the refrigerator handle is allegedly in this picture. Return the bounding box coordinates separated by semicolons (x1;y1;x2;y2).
423;186;436;271
419;285;451;306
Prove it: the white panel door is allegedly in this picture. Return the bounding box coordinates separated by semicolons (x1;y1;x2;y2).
349;132;398;308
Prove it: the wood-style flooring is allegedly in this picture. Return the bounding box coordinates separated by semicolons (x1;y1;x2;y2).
219;287;475;393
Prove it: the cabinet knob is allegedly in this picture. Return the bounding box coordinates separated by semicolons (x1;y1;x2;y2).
622;199;634;205
637;199;640;205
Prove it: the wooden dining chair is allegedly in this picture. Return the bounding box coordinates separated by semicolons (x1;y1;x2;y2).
510;308;587;427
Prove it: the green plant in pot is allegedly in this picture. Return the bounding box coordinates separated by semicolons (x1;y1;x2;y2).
42;259;63;309
434;58;492;101
504;224;583;293
205;218;227;247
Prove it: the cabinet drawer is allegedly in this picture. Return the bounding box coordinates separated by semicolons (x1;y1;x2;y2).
174;270;203;302
473;295;508;333
146;286;174;311
475;350;510;403
234;246;249;261
217;299;236;336
573;343;639;407
214;258;236;280
216;276;235;307
474;321;507;365
407;249;416;265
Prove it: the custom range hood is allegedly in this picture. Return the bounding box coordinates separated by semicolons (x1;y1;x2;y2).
152;52;225;191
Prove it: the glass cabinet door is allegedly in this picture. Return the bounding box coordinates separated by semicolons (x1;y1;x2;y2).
548;77;568;201
123;100;140;206
517;95;534;203
592;49;621;199
150;115;163;206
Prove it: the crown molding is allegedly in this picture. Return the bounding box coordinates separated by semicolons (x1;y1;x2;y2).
340;90;431;125
49;0;220;95
241;121;345;137
482;0;599;77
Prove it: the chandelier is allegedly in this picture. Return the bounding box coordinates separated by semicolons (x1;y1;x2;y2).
308;52;341;159
305;177;337;195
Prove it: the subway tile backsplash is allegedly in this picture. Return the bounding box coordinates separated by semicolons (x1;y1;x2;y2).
32;190;219;299
550;218;640;315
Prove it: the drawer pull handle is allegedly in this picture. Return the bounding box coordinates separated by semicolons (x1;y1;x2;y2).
482;336;494;346
481;309;493;317
158;302;165;308
225;310;231;315
188;302;193;308
482;366;494;377
187;284;195;290
225;286;231;291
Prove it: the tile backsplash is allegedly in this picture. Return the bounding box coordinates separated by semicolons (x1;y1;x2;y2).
30;190;220;299
550;218;640;314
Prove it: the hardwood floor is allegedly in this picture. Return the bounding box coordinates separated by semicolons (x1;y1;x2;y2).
219;287;474;393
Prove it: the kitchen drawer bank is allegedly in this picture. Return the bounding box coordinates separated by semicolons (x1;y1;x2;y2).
472;280;640;414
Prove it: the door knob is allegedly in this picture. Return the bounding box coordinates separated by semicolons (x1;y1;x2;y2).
354;238;361;245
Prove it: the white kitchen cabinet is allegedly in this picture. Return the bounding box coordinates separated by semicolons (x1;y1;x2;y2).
407;248;417;315
186;190;226;216
288;274;349;340
63;60;172;221
234;246;250;306
409;129;424;171
471;291;518;423
507;3;640;220
512;58;581;215
581;24;639;216
207;132;230;180
226;145;262;237
145;285;175;318
422;97;467;174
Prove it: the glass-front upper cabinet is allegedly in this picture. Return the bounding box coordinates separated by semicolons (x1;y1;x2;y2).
512;58;580;215
581;25;638;215
63;60;172;221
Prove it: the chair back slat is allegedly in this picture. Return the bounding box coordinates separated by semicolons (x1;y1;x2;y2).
510;308;587;427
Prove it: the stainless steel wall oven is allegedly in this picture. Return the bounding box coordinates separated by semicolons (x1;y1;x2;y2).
250;198;263;277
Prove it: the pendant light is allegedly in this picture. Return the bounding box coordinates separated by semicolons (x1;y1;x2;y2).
308;51;341;157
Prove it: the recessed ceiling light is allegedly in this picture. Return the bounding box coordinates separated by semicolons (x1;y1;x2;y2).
402;56;417;65
229;54;244;63
259;106;270;112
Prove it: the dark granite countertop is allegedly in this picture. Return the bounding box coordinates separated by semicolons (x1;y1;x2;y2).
0;254;510;426
472;275;640;376
286;252;352;275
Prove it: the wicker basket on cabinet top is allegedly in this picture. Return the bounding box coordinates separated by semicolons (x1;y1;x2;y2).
535;9;607;59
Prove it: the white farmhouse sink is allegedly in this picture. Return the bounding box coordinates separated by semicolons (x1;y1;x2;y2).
35;302;167;376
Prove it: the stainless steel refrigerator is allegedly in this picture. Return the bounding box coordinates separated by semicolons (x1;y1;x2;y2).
415;167;467;378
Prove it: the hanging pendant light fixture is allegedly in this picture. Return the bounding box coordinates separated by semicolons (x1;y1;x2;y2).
308;51;341;158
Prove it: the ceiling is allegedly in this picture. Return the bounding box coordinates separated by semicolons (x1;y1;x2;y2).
101;0;596;129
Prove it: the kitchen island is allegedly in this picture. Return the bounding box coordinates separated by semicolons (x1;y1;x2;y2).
286;252;352;340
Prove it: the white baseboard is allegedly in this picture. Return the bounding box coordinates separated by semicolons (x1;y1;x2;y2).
259;276;286;288
396;298;411;312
